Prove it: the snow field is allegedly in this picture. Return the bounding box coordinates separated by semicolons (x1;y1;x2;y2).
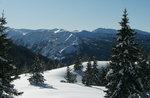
14;61;109;98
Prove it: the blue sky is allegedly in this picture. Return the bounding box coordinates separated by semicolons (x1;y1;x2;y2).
0;0;149;32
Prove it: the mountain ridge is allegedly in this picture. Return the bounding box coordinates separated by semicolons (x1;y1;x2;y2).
5;27;150;64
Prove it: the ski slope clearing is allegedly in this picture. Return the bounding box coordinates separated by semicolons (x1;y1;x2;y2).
14;61;109;98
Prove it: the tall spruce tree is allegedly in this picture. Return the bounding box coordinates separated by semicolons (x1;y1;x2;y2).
0;12;22;98
82;60;93;86
28;54;45;85
74;53;83;71
91;56;99;85
64;66;77;83
105;9;144;98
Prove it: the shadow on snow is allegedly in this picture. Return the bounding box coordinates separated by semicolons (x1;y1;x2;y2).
32;83;57;90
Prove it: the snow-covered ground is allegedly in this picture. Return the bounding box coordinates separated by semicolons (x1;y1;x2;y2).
14;61;109;98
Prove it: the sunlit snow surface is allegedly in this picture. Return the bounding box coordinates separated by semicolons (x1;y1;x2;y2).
14;61;109;98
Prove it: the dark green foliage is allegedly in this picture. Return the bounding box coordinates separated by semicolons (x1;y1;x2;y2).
30;54;45;73
82;60;93;86
0;13;22;98
91;56;99;85
28;73;45;85
82;57;108;86
74;53;83;71
98;66;109;86
28;54;45;85
147;54;150;90
64;66;77;83
138;47;150;92
82;53;89;62
8;44;56;74
105;9;145;98
80;39;113;61
82;56;109;86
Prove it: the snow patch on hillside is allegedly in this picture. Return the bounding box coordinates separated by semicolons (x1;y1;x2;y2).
65;34;73;41
14;61;109;98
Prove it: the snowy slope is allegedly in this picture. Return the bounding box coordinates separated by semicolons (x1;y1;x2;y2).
14;61;109;98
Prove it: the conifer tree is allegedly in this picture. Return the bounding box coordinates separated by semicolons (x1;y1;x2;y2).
82;60;93;86
91;56;99;85
0;12;22;98
105;9;144;98
28;54;45;85
74;53;83;71
98;66;109;86
82;53;88;62
64;66;77;83
138;47;150;93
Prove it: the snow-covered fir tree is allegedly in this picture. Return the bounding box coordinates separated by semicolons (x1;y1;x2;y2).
28;54;45;85
91;56;99;85
105;9;145;98
64;66;77;83
82;60;93;86
138;47;150;95
0;12;22;98
146;53;150;91
74;53;83;71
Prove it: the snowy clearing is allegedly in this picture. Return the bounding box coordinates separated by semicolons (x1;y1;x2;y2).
14;61;109;98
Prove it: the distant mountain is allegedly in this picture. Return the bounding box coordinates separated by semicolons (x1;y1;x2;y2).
5;28;150;64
